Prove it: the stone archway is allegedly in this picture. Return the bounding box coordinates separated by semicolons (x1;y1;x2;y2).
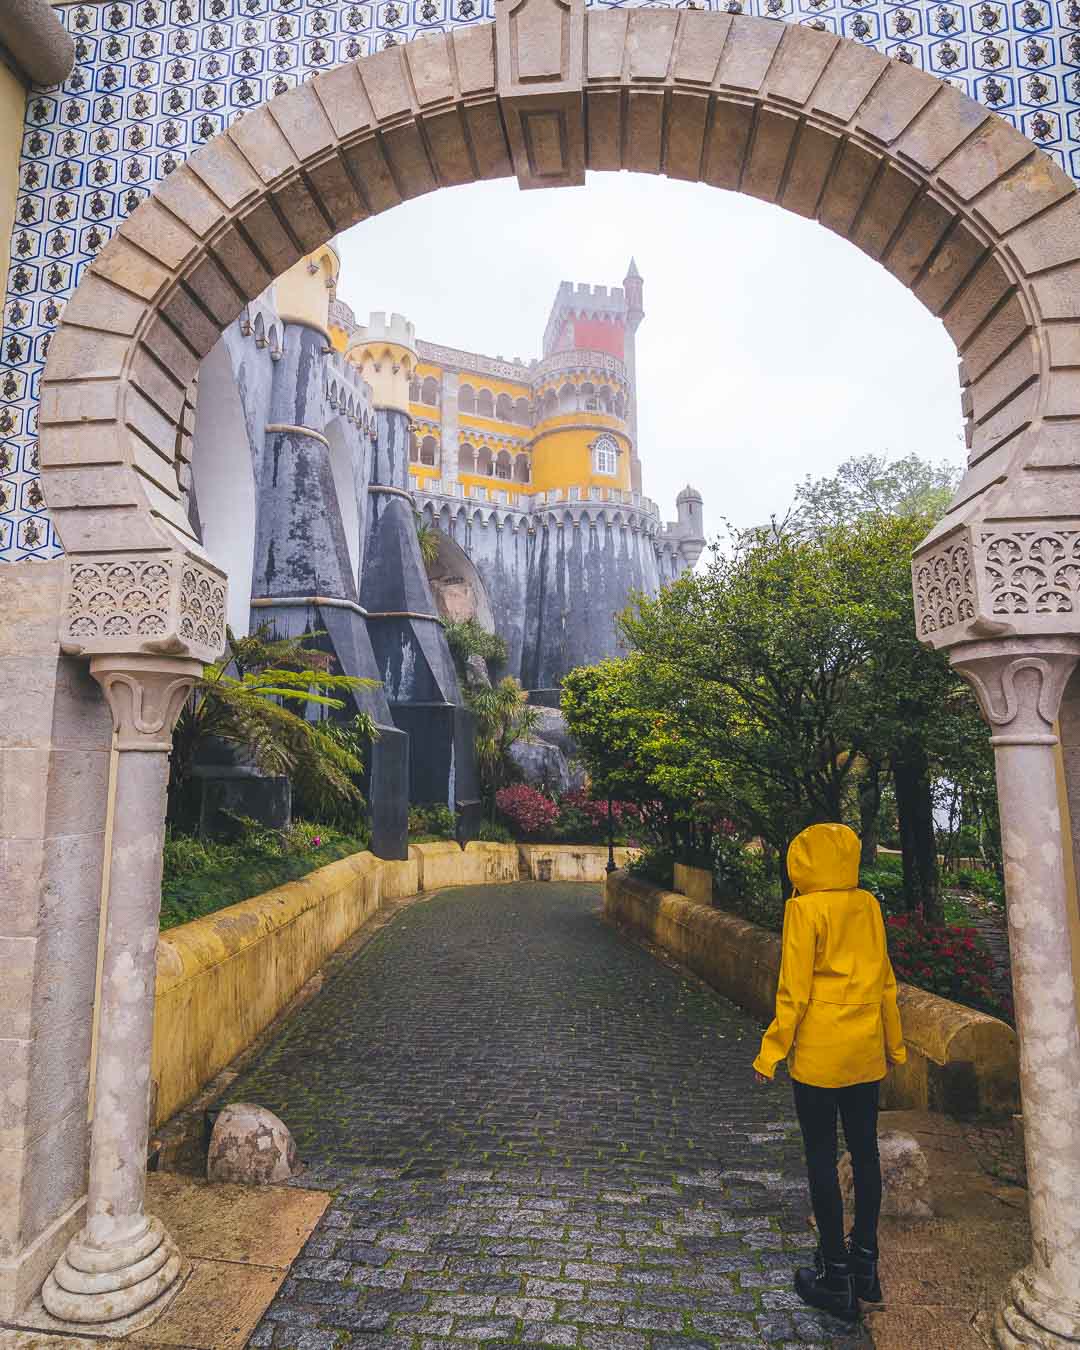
27;0;1080;1341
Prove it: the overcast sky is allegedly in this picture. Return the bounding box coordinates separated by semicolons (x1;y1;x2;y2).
335;172;966;536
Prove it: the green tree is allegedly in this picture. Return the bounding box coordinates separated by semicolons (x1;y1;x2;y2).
619;527;873;885
469;676;539;817
569;492;989;917
792;453;983;917
169;626;380;827
794;452;960;532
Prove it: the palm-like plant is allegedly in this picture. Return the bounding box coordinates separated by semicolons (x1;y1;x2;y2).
415;517;440;567
169;627;380;824
469;676;539;817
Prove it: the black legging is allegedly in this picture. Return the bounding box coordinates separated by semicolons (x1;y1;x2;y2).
791;1077;882;1263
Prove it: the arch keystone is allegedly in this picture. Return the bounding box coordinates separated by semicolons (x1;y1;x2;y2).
496;0;585;188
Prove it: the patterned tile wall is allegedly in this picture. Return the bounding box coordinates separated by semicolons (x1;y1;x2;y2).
2;0;1078;562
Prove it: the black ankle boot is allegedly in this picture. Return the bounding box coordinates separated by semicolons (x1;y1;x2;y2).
846;1235;882;1303
793;1256;859;1323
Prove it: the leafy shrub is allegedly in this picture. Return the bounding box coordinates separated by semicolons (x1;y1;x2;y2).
495;784;559;838
627;845;675;890
948;866;1005;906
860;854;907;912
886;911;1011;1022
475;820;514;843
442;618;508;674
711;834;784;932
161;820;367;930
409;804;457;841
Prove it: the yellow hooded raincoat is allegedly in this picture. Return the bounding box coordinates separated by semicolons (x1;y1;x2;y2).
753;823;907;1089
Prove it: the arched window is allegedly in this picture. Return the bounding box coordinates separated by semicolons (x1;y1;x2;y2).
420;436;439;466
496;393;513;422
514;454;530;483
514;397;530;425
581;381;598;412
459;384;476;414
559;382;576;413
476;388;494;418
541;389;558;419
459;442;476;473
495;449;512;480
614;392;626;419
598;386;612;413
592;434;619;477
409;377;421;402
476;445;493;476
409;430;419;462
421;376;440;406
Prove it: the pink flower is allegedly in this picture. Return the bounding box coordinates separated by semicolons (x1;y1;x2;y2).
312;835;322;847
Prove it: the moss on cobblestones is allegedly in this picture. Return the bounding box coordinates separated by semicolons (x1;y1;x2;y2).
232;884;870;1350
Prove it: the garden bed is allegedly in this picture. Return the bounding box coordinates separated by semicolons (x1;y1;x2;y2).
161;823;369;930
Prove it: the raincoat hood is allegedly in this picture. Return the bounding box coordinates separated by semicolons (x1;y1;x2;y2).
787;822;861;895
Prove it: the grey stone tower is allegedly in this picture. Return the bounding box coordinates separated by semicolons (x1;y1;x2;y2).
347;314;479;822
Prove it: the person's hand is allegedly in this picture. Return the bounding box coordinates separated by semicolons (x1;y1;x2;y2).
754;1071;771;1086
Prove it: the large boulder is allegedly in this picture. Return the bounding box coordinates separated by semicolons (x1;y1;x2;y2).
528;706;578;758
839;1130;932;1218
508;737;584;796
207;1103;300;1185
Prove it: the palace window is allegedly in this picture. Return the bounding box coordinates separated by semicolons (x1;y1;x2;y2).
592;434;619;476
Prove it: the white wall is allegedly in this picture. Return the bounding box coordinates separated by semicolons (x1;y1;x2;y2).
190;338;257;637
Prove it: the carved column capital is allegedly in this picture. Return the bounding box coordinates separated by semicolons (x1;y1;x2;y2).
89;654;202;752
950;638;1080;746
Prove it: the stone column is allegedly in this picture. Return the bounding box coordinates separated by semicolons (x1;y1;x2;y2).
42;655;199;1328
440;369;460;488
952;639;1080;1349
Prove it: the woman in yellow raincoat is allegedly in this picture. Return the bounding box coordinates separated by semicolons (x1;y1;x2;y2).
753;822;906;1322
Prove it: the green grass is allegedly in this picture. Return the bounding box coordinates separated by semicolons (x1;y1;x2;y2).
160;821;368;930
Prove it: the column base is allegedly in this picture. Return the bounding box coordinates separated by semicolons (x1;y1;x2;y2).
994;1267;1080;1347
40;1215;184;1328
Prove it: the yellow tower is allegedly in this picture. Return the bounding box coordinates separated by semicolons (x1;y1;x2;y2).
529;359;633;495
344;312;417;413
274;242;340;340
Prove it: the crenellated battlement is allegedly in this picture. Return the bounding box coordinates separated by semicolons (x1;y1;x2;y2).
352;310;417;352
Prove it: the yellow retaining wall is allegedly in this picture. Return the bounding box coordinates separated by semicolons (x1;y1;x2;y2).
605;870;1019;1119
153;850;390;1126
518;844;636;882
673;863;713;905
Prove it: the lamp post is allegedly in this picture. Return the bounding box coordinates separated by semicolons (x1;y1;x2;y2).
606;794;616;874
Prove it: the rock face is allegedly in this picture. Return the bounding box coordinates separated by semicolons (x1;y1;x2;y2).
839;1130;933;1218
508;737;585;797
465;653;492;691
207;1103;300;1185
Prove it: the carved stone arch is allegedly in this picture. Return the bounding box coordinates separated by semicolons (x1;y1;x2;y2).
22;6;1080;1339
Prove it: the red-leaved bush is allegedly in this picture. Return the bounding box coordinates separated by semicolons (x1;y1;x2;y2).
886;912;1012;1022
559;789;643;830
495;784;559;837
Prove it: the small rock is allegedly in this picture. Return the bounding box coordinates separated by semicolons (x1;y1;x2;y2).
207;1103;300;1185
839;1130;932;1218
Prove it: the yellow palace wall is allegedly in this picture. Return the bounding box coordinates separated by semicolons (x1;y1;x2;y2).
529;425;632;494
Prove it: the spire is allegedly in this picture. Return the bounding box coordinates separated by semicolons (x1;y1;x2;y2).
625;256;641;281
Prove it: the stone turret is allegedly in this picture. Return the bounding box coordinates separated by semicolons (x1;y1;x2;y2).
672;484;706;570
274;243;340;340
624;257;644;333
346;312;417;413
622;258;643;493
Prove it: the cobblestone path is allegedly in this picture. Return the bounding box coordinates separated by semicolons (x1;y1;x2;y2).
233;883;870;1350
